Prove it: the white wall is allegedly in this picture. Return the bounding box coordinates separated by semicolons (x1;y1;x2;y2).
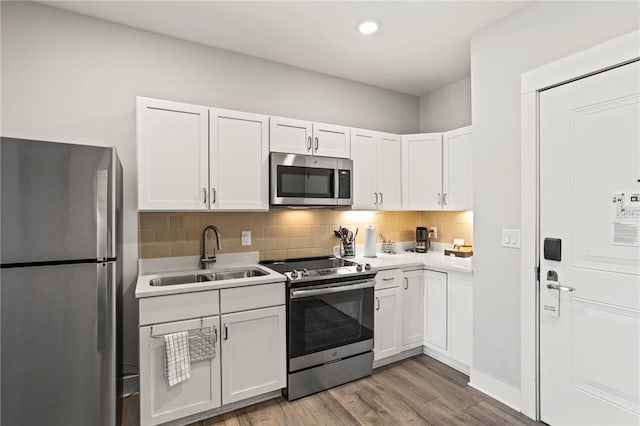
418;76;471;132
0;1;419;379
470;0;639;406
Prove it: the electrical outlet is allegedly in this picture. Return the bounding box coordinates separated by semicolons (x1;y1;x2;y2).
241;231;251;246
502;229;520;248
430;227;438;239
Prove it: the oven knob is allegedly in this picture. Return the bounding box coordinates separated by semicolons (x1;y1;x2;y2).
364;263;372;271
302;268;309;276
290;270;300;279
356;264;363;272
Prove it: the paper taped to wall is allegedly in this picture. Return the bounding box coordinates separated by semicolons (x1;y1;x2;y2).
611;191;640;246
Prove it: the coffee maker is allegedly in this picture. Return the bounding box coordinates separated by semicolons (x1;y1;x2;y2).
415;226;430;253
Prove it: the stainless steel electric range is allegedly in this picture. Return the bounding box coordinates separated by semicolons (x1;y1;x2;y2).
260;256;376;400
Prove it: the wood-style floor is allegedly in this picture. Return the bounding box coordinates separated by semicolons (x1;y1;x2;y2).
122;355;539;426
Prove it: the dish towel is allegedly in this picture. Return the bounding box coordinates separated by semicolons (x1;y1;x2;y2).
163;331;191;387
189;329;216;362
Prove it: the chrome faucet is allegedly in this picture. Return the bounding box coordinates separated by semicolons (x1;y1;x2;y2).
201;225;222;269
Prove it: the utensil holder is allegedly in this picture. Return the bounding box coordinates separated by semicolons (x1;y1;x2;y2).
382;242;396;254
341;242;355;258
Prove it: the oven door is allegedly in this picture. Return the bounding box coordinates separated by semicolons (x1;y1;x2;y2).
288;279;374;372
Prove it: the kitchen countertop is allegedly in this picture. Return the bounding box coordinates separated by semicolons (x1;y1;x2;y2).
135;252;286;298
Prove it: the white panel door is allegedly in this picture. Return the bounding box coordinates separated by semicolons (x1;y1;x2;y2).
377;132;402;210
210;108;269;210
402;270;424;348
139;317;221;426
350;128;378;210
443;126;473;211
374;286;403;361
221;306;286;404
137;97;209;211
313;122;351;158
448;271;473;367
424;270;448;351
540;61;640;425
401;133;442;210
269;116;313;155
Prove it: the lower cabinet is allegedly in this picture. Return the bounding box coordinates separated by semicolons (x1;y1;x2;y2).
402;270;424;348
140;316;222;426
424;270;448;351
374;286;403;360
221;306;286;404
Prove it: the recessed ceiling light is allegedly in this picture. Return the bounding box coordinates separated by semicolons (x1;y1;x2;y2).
358;19;379;35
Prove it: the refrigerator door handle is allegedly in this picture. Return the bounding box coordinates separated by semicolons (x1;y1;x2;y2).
97;263;111;353
96;169;109;261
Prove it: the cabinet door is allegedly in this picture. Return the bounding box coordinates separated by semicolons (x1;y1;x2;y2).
350;128;378;210
221;306;286;404
374;286;403;361
269;116;313;155
137;97;209;211
313;122;351;158
402;270;424;348
448;272;473;367
401;133;442;210
377;132;402;210
210;108;269;210
443;126;473;211
424;270;448;351
139;317;221;426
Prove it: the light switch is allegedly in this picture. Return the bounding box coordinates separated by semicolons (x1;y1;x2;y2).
502;229;521;249
241;231;251;246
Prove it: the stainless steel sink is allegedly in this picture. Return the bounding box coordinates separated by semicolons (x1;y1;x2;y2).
149;268;268;286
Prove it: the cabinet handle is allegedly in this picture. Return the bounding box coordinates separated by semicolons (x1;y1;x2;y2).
379;192;384;205
443;193;448;206
307;136;312;151
211;188;217;204
437;192;442;206
214;326;218;342
374;192;378;205
376;297;380;311
202;188;207;204
382;277;395;282
223;324;228;340
314;136;319;151
404;277;409;290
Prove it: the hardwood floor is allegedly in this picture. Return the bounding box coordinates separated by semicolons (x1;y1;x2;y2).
122;355;539;426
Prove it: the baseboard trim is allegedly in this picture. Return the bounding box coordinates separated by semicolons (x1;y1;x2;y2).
421;346;470;375
373;346;423;369
469;368;521;412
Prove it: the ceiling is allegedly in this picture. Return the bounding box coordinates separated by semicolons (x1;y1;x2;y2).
40;1;529;96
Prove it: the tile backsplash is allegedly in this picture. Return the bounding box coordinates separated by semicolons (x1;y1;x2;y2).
138;210;473;260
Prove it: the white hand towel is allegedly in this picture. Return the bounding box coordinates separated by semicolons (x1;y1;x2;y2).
163;331;191;386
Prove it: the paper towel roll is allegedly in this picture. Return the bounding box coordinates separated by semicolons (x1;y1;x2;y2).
363;226;377;258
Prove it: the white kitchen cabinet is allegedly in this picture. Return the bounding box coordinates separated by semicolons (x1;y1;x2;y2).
402;270;424;349
139;317;221;426
401;133;443;210
423;270;448;351
442;126;473;210
401;126;473;211
374;286;403;361
137;97;269;211
448;271;473;367
221;305;286;404
209;108;269;210
137;97;209;211
351;128;401;210
269;116;350;158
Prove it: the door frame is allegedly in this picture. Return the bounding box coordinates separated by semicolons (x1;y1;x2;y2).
520;29;639;420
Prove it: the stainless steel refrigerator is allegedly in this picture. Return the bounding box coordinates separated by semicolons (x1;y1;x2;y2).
1;137;122;426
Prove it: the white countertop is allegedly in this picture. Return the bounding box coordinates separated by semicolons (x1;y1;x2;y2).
135;252;286;298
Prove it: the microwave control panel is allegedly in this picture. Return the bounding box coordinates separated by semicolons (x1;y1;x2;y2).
338;170;351;199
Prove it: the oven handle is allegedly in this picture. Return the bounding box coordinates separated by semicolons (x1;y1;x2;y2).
290;280;375;299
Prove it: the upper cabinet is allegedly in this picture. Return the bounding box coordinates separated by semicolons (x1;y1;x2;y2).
137;98;209;211
270;116;350;158
401;126;472;211
351;128;402;210
137;97;269;211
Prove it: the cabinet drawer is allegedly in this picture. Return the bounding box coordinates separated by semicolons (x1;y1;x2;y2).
375;269;403;290
221;282;285;314
139;290;220;326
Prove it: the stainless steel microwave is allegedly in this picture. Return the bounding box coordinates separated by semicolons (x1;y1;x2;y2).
270;153;353;207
